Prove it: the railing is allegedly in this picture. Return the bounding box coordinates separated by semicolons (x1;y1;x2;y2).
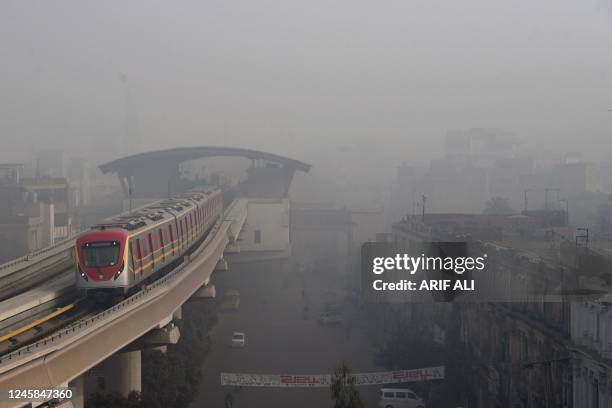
0;199;243;371
0;230;83;273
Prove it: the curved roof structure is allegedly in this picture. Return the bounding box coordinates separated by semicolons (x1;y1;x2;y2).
99;146;311;174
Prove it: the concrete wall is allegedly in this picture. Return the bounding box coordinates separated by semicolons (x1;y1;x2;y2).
240;199;290;253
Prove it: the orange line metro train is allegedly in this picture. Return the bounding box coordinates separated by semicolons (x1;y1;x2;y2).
75;189;223;294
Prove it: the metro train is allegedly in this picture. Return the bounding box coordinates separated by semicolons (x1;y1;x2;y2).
75;189;222;294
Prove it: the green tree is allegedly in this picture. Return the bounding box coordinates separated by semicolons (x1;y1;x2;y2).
330;361;365;408
483;197;514;214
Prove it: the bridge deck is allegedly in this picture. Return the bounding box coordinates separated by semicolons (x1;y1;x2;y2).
0;199;247;408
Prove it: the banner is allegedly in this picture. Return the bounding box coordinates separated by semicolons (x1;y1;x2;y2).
220;366;444;387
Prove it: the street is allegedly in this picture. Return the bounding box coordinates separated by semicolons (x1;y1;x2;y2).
189;259;385;408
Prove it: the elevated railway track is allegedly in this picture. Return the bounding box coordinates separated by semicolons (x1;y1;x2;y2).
0;199;247;408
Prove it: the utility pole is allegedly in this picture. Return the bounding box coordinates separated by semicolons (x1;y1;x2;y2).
421;194;427;219
559;198;569;225
128;183;133;213
523;189;532;212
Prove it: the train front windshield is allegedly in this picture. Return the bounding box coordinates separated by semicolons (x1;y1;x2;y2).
81;241;120;267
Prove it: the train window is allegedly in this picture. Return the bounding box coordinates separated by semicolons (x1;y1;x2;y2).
136;239;144;259
159;229;164;246
81;241;120;267
147;234;153;254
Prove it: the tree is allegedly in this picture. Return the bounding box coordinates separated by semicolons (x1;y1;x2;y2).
483;197;514;215
330;361;365;408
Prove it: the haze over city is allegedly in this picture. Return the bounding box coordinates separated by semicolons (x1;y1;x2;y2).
2;2;612;408
1;0;611;167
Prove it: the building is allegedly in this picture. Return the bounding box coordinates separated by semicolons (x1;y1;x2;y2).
378;211;612;407
21;176;72;240
0;165;55;262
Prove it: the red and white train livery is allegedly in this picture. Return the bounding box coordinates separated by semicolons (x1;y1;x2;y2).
75;189;222;293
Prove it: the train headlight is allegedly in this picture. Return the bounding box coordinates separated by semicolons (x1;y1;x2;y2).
79;266;88;281
114;262;125;280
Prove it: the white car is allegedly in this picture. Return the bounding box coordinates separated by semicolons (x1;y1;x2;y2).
378;388;425;408
231;332;246;348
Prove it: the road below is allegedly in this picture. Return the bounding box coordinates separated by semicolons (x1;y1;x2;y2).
189;259;385;408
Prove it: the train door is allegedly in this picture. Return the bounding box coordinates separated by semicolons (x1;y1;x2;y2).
196;207;201;235
147;233;154;269
178;218;184;249
135;237;145;282
169;222;176;256
158;228;165;262
183;217;189;244
188;213;194;242
128;239;137;282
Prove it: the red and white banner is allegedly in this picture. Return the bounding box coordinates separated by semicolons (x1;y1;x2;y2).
220;366;444;387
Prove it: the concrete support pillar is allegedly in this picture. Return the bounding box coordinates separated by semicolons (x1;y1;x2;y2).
100;350;141;397
68;375;84;408
122;324;181;353
215;258;229;271
153;345;168;354
173;306;182;320
190;284;216;299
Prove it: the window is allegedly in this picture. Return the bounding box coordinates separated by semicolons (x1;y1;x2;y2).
407;392;416;399
254;230;261;244
383;392;394;399
81;241;120;267
137;239;144;259
395;392;406;399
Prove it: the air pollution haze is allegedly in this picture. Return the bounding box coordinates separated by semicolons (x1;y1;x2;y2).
1;0;611;164
1;2;612;408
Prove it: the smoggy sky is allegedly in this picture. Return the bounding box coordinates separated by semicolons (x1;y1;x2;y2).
1;0;611;165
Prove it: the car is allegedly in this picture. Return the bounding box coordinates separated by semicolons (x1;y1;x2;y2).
378;388;425;408
231;332;246;348
318;312;343;325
